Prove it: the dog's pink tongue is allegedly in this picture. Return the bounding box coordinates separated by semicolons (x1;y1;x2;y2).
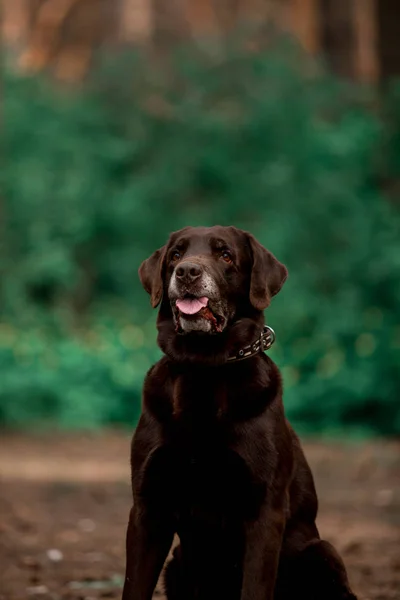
176;297;208;315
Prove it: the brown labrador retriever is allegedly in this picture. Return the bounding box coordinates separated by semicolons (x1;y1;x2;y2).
122;226;357;600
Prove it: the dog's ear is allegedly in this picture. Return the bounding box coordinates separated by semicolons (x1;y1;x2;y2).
247;233;288;310
139;245;167;308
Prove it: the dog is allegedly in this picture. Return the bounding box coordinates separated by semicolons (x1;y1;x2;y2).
122;226;357;600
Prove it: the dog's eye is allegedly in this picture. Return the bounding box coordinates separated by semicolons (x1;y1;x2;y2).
172;250;181;261
221;250;232;263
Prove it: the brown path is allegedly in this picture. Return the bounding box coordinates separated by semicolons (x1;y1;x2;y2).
0;433;399;599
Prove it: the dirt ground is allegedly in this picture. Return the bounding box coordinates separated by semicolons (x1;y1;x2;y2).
0;433;399;600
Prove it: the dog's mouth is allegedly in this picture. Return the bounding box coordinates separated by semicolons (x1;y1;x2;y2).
176;296;209;315
173;295;226;334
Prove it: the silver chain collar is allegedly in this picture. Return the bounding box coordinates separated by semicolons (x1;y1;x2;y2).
227;325;276;363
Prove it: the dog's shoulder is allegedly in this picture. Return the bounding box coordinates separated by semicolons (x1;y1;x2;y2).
144;356;171;386
141;356;175;419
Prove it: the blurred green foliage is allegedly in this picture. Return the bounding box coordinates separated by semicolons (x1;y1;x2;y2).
2;43;400;434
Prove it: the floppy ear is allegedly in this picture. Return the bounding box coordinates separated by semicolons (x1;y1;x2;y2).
138;246;167;308
247;233;288;310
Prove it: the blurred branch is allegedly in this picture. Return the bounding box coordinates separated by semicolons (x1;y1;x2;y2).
2;0;32;50
16;0;114;81
319;0;356;78
18;0;82;73
353;0;378;83
119;0;152;44
213;0;241;33
152;0;190;50
290;0;319;54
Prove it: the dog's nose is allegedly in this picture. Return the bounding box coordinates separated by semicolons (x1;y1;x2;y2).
175;262;202;283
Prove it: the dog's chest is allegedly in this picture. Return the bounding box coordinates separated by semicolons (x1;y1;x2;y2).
142;441;264;526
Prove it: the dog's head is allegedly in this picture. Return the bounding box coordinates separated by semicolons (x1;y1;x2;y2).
139;226;287;361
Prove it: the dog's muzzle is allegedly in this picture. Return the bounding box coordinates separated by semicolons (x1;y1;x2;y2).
169;264;226;334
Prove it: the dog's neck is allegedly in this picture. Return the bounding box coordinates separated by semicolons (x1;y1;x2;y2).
157;310;269;366
153;311;282;422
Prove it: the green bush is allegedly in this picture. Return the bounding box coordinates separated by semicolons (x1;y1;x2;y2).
2;43;400;434
0;319;159;428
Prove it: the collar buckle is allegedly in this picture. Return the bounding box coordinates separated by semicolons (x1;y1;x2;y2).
261;325;275;351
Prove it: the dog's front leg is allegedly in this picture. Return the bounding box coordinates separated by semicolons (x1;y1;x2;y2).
122;503;174;600
241;505;285;600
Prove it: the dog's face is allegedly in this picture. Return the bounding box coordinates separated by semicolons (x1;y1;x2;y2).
139;226;287;336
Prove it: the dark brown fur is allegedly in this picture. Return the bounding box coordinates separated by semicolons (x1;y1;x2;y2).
122;226;357;600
